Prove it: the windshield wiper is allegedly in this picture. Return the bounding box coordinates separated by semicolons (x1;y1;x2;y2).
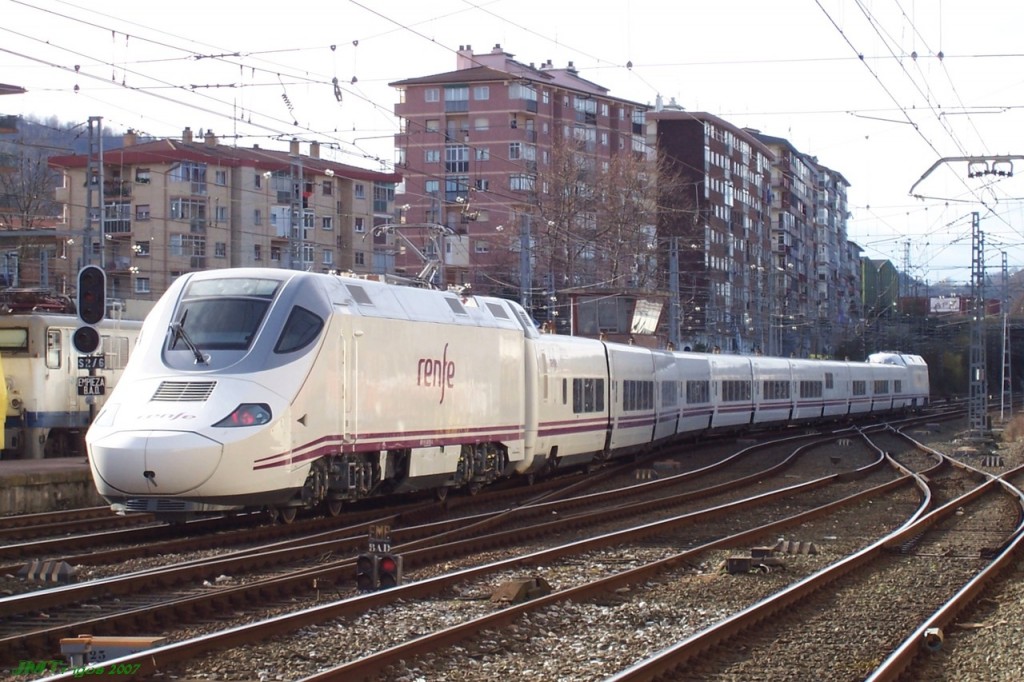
169;310;208;365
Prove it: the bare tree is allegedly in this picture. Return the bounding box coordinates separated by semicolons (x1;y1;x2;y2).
0;141;62;230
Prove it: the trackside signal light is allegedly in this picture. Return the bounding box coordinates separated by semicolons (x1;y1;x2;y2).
355;553;378;592
377;553;402;589
77;265;106;325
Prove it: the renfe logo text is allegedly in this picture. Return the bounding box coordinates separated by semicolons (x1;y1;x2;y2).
417;343;455;404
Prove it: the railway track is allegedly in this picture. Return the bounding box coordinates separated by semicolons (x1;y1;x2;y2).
21;424;922;680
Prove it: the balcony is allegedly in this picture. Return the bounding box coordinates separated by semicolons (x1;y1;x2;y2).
104;180;132;198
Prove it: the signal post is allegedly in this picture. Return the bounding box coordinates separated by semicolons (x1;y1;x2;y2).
74;265;107;419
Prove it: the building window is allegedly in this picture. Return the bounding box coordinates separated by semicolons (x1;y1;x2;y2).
475;179;489;191
354;251;365;266
322;216;333;230
475;147;489;161
354;184;365;199
134;277;150;294
425;149;440;163
170;161;207;193
425;180;439;195
135;168;151;184
214;242;226;258
169;198;206;221
445;145;469;173
169;233;206;257
135;204;150;221
134;240;150;257
271;246;281;262
215;170;227;185
254;209;262;225
510;174;535;192
445;176;469;202
474;117;489;131
474;241;490;254
425;119;440;133
542;90;550;105
215;206;228;222
509;142;522;160
254;172;262;188
323;248;334;265
425;87;439;102
444;85;469;112
302;244;314;265
323;180;333;195
473;86;489;100
354;217;365;233
254;244;262;261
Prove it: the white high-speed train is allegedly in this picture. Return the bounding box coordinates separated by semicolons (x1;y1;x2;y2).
85;268;929;521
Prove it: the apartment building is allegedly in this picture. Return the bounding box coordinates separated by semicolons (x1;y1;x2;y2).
390;43;649;304
49;128;400;314
646;106;775;354
751;132;857;357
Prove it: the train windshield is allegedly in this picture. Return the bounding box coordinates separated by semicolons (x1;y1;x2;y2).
170;278;280;351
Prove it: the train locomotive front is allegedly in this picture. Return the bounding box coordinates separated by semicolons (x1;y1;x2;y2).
87;269;332;518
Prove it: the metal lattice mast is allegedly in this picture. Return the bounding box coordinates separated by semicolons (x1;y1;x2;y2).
1002;250;1012;420
968;212;989;438
84;116;104;267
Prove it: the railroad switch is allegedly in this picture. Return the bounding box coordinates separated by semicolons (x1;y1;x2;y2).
490;576;552;604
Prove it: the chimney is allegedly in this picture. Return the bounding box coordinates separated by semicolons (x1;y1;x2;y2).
182;126;193;143
310;141;320;159
457;44;474;70
204;130;217;147
290;138;300;156
123;129;137;147
566;60;577;74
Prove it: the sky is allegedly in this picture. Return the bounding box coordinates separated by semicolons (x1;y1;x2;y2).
3;0;1024;288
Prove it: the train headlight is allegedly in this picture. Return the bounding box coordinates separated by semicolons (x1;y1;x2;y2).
213;403;272;427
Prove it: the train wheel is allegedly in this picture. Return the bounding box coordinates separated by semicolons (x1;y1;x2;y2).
278;507;298;524
327;500;344;517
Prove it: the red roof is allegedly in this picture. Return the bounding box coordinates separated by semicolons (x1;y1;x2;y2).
48;138;401;183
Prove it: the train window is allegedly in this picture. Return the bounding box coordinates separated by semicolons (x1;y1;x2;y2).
874;380;889;394
852;380;867;396
894;380;902;394
661;380;678;408
0;327;28;352
799;381;823;398
572;377;605;413
171;298;269;351
623;380;654;411
46;329;61;369
274;306;324;354
346;284;374;306
102;335;131;369
721;380;751;402
185;278;279;298
562;378;567;405
763;380;790;400
445;298;468;316
486;302;509;319
825;372;834;389
686;380;710;404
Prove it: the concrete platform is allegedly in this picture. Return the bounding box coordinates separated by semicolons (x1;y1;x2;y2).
0;458;106;515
